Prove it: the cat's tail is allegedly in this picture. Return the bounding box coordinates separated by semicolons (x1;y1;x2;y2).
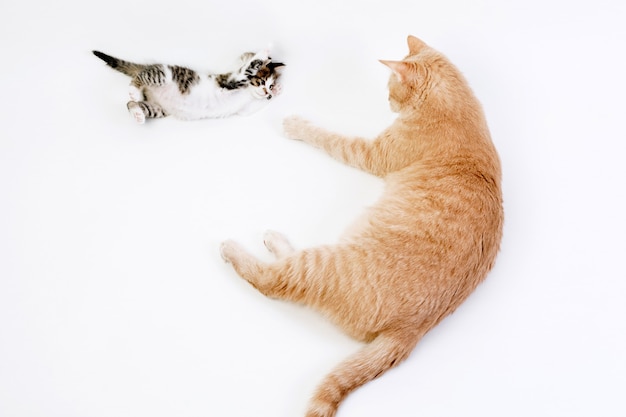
306;331;420;417
92;50;145;77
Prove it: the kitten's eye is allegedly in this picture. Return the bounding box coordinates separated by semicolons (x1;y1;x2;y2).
269;83;275;91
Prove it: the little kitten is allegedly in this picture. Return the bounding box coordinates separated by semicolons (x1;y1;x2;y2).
93;49;285;123
220;35;503;417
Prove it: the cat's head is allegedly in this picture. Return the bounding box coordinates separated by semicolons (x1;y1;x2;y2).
380;35;463;114
249;60;285;100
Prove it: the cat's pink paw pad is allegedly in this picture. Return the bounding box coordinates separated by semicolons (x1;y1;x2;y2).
271;83;282;97
127;102;145;124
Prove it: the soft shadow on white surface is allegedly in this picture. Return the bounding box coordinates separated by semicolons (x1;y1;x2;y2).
1;1;625;416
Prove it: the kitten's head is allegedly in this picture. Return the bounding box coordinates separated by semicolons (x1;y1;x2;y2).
380;35;463;114
249;60;285;100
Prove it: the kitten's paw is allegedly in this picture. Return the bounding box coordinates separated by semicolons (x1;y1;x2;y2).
283;115;310;141
270;82;282;97
127;102;146;124
263;230;294;258
128;85;143;102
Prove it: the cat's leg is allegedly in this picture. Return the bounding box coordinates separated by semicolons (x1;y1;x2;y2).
283;116;386;177
128;84;144;102
220;240;269;292
238;52;255;64
220;237;424;417
127;102;146;124
220;238;375;321
126;101;167;124
263;230;295;259
220;232;294;288
220;239;322;301
126;66;168;124
216;56;264;90
244;58;264;79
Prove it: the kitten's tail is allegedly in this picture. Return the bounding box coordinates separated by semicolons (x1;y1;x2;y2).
306;332;420;417
92;50;145;77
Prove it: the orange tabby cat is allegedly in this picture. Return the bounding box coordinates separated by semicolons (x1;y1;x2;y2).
220;35;503;417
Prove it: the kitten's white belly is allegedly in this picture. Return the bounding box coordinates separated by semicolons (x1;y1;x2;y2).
149;80;256;120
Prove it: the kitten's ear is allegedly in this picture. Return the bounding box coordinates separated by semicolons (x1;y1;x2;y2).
407;35;427;54
268;62;286;70
379;60;411;83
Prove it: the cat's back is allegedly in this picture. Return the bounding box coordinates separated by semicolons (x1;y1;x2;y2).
349;88;502;299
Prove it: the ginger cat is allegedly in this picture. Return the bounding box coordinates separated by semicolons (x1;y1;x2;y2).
220;35;503;417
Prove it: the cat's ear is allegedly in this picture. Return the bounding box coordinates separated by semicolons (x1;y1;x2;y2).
379;60;411;83
268;62;286;70
407;35;427;55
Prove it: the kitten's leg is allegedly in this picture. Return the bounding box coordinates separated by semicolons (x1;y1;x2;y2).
126;66;168;124
238;52;255;64
216;57;263;90
283;116;386;177
128;84;144;102
244;58;264;79
127;101;146;124
126;101;167;124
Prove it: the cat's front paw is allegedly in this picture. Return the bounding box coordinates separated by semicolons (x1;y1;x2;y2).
270;82;282;97
283;115;310;141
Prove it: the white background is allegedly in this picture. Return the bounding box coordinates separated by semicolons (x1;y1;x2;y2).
1;0;625;416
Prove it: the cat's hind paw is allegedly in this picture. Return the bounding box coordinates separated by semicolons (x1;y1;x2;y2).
128;85;143;102
220;240;243;264
263;230;294;258
127;102;146;124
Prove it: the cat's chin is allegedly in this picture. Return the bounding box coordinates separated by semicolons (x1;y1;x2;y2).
388;98;401;113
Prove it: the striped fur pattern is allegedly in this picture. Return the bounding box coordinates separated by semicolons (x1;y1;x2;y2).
93;49;285;123
220;36;503;417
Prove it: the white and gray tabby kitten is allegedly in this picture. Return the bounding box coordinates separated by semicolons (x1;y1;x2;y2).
93;49;285;123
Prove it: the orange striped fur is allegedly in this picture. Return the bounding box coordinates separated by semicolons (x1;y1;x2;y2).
220;35;503;417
